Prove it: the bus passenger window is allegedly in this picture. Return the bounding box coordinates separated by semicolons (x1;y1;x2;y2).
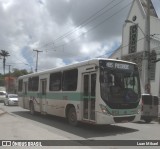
18;79;23;92
49;72;62;91
62;69;78;91
28;76;39;91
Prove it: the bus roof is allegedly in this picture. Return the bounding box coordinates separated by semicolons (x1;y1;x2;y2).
18;58;136;79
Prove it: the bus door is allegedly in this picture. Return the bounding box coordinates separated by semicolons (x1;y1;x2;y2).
40;79;47;113
23;82;28;109
82;73;96;122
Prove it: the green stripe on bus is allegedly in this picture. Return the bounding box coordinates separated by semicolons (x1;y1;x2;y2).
19;92;83;101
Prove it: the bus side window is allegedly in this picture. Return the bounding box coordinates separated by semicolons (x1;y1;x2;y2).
62;69;78;91
49;72;62;91
18;79;23;92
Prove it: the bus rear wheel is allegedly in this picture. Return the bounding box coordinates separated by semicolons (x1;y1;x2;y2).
30;101;35;115
67;107;78;126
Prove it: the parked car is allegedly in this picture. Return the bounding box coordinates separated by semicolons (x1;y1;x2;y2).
4;94;18;106
0;91;7;103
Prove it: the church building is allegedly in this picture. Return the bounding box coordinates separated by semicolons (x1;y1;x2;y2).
109;0;160;97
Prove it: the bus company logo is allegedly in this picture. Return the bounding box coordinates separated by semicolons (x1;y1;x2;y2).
105;62;130;70
106;62;113;68
2;141;12;146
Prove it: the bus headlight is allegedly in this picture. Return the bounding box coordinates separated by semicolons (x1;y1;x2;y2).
137;108;141;114
99;104;110;115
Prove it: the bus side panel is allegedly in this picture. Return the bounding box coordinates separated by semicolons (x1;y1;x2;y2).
18;93;29;110
33;96;41;112
18;96;23;108
47;98;65;117
46;93;82;119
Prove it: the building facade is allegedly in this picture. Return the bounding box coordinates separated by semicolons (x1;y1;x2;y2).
110;0;160;97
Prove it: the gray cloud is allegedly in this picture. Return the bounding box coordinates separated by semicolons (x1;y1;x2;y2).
0;0;160;73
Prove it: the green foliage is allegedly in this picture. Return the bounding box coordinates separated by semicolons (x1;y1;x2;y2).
0;50;10;57
1;68;31;78
11;68;30;77
0;50;10;75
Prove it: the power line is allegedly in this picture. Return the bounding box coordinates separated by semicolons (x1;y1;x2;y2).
109;33;160;58
1;1;118;67
1;49;34;70
100;37;145;58
38;0;117;49
46;1;132;53
59;0;125;45
2;1;132;71
9;50;27;64
37;0;123;50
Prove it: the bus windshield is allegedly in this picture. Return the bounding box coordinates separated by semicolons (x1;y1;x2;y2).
100;62;141;108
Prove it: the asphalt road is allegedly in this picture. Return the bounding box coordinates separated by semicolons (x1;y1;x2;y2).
0;103;160;149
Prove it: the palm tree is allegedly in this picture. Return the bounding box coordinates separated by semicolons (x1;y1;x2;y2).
0;50;10;75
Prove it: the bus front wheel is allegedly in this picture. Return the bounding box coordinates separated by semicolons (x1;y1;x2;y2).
67;107;78;126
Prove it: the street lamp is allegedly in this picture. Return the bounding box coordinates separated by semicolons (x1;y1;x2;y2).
125;19;151;94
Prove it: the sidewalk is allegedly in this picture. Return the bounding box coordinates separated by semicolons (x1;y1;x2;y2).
0;108;6;116
0;108;91;149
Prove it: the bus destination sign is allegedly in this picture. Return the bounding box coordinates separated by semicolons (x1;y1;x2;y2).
99;60;134;71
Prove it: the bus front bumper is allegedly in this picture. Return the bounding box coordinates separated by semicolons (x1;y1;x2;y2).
96;112;141;124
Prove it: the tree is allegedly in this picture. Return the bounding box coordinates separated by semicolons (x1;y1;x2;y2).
0;50;10;75
12;68;29;77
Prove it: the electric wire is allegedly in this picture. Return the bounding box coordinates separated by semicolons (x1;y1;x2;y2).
38;0;118;49
45;1;132;53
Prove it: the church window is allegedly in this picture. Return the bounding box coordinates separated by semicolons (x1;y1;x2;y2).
129;24;138;53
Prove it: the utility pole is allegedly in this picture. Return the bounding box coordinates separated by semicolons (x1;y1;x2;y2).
144;0;151;94
33;49;43;72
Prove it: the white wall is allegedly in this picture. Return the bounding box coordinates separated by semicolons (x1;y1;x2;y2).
149;17;160;96
122;0;146;55
150;17;160;35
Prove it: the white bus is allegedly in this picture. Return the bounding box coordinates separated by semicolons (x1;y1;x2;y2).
18;58;141;126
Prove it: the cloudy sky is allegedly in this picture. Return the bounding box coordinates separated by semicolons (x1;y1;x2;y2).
0;0;160;73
